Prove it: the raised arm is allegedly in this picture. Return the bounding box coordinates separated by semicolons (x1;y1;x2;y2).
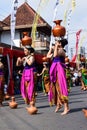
47;46;54;59
24;55;35;66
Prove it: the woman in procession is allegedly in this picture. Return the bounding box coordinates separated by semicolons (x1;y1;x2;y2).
65;60;72;92
37;62;50;95
16;45;36;106
80;63;87;91
47;38;69;115
0;58;5;106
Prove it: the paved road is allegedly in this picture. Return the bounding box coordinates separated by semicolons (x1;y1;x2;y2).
0;85;87;130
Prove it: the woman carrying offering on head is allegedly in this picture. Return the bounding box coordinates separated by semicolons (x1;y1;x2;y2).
16;46;36;105
47;38;69;115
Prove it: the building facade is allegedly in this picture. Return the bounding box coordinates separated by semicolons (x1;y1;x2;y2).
0;2;51;55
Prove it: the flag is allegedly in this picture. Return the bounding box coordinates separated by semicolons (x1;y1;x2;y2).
63;0;71;25
71;54;76;62
72;0;76;11
53;0;59;20
66;9;72;38
10;0;18;48
50;0;59;47
63;10;68;25
71;29;82;62
31;0;49;47
75;29;82;62
67;9;72;28
54;0;59;7
76;29;82;51
60;0;64;4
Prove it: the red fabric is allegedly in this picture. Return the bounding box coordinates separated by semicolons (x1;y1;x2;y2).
1;47;49;95
2;48;24;95
71;54;77;62
34;53;45;64
75;29;82;55
70;62;76;68
72;29;82;63
3;48;24;57
35;54;51;64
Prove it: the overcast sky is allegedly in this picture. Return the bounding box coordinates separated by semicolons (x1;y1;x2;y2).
0;0;87;30
0;0;87;52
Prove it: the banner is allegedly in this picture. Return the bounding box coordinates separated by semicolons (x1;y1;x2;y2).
76;29;82;53
66;9;72;39
72;0;76;11
63;0;76;26
50;0;59;47
63;0;71;25
72;29;82;62
10;0;18;49
60;0;64;4
31;0;49;47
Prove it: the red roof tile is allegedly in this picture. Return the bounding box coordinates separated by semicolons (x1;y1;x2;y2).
0;21;9;27
2;2;48;27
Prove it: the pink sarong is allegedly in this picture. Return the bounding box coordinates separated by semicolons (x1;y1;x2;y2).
21;68;34;101
48;61;68;104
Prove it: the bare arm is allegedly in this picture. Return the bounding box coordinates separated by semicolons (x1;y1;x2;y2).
24;55;35;66
53;43;58;57
37;68;45;76
47;47;54;58
0;62;4;69
54;42;65;57
16;57;23;66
